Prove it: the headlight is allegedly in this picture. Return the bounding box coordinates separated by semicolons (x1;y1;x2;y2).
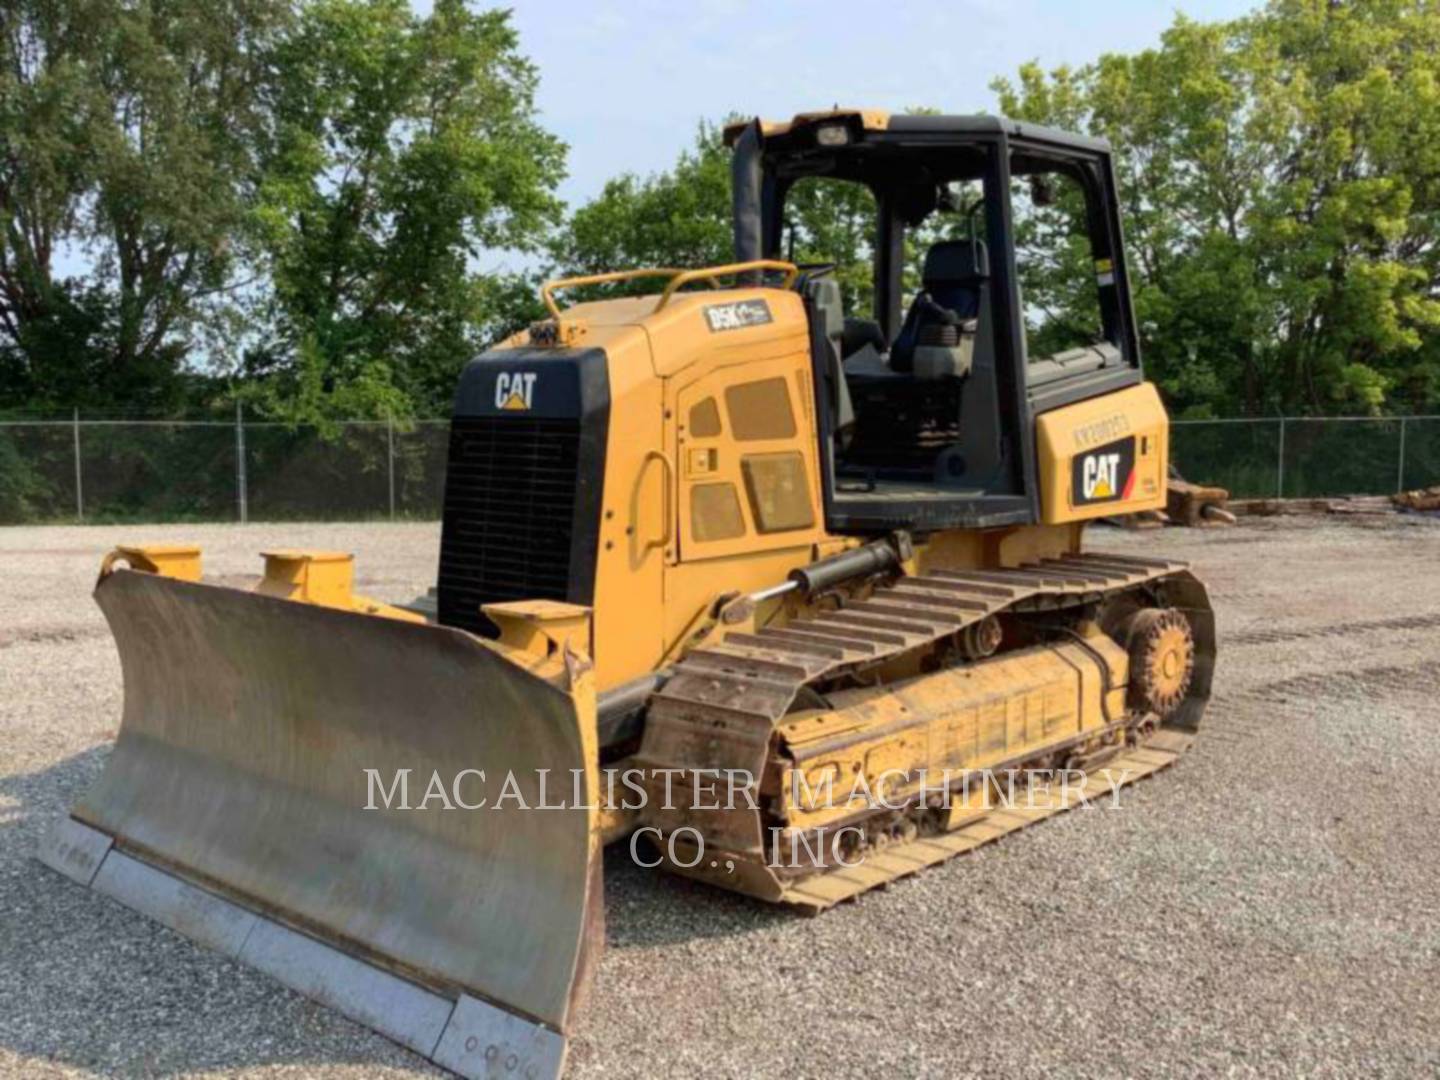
814;123;850;147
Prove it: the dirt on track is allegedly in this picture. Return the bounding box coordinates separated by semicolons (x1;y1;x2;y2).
1;515;1438;1078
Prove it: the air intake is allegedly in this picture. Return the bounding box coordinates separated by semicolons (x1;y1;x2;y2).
437;416;583;636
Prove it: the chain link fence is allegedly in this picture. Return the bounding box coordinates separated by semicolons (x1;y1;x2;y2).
1170;416;1440;499
0;412;451;524
2;413;1438;525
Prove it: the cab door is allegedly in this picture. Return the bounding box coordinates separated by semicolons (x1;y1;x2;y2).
672;353;825;564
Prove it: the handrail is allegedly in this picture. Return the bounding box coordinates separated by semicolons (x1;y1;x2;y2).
538;260;800;318
540;268;687;319
653;260;799;311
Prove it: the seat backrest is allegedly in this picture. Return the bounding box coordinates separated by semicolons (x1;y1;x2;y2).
920;239;988;319
891;240;989;372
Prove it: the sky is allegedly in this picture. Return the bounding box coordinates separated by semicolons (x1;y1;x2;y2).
56;0;1261;284
499;0;1261;212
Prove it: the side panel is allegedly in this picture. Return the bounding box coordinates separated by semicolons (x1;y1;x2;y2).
672;353;824;563
779;638;1129;835
587;330;668;690
654;289;829;663
1034;382;1168;524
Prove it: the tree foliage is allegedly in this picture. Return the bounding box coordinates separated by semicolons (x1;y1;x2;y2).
551;122;878;314
0;0;289;413
0;0;563;422
551;122;731;276
994;0;1440;416
245;0;564;423
553;2;1440;418
4;0;1440;425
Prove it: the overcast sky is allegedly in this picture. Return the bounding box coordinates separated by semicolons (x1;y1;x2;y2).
500;0;1260;211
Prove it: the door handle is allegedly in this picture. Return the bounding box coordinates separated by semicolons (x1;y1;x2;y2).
641;449;675;555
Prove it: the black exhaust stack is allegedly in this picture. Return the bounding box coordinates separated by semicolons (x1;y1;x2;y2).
731;120;765;283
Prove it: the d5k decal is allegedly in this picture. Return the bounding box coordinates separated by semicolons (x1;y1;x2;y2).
1072;435;1137;505
704;299;772;332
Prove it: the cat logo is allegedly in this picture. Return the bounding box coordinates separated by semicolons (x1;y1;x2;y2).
1071;435;1136;506
1082;453;1121;498
494;371;538;411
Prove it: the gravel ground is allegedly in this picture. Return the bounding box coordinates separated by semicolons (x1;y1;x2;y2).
2;514;1439;1078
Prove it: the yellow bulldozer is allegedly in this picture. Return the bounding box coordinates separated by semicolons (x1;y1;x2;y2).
40;111;1214;1079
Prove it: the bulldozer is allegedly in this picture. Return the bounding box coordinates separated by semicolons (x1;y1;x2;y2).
39;111;1214;1080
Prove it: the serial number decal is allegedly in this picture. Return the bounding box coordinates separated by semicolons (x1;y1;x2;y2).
704;299;773;332
1072;412;1132;450
1072;435;1137;506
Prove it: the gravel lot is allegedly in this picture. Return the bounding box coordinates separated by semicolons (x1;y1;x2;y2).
2;514;1439;1078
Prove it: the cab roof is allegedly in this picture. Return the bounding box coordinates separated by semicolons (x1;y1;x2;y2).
722;109;1110;156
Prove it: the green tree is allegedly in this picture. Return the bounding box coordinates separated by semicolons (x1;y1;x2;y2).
0;0;289;413
551;120;878;314
243;0;565;423
994;0;1440;416
550;122;732;277
784;177;876;316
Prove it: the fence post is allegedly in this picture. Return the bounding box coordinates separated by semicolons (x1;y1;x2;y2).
235;400;248;524
1276;417;1286;499
72;407;84;522
1397;417;1407;494
387;413;396;521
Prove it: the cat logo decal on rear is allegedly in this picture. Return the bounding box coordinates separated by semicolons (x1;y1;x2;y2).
1073;436;1137;505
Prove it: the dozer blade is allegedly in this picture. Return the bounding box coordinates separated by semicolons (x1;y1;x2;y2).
38;568;601;1080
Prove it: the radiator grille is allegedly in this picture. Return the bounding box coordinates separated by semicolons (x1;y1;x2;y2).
437;416;582;636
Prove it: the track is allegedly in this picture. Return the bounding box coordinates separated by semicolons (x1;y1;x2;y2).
636;551;1215;909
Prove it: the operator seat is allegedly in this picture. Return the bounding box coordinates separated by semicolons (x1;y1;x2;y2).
890;239;988;373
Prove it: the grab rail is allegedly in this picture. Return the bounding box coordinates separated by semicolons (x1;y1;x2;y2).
539;260;799;318
540;269;684;319
653;260;799;311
